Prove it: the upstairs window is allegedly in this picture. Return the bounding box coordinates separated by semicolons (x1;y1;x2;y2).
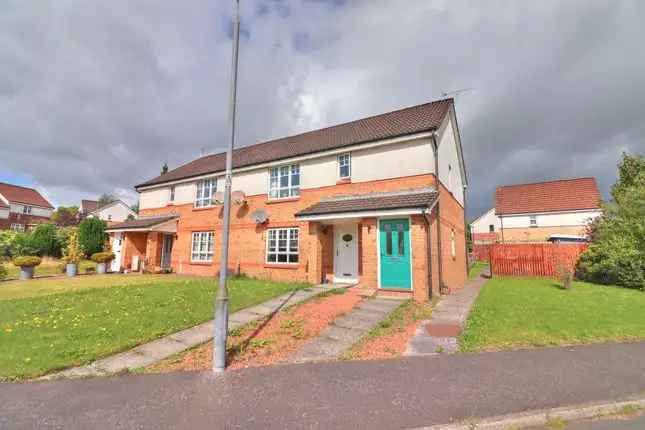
338;153;351;179
529;215;537;228
23;206;32;214
269;164;300;199
169;186;175;202
195;179;216;208
489;224;495;233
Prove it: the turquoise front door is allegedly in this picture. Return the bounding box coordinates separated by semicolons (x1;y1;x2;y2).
379;219;412;290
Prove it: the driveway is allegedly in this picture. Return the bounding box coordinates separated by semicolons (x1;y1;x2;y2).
2;342;645;429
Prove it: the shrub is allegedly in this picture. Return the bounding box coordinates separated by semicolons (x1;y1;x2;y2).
11;232;38;257
78;218;107;257
29;223;61;257
56;227;77;255
0;230;18;257
0;263;6;280
13;256;42;268
576;153;644;290
63;230;84;265
91;252;115;263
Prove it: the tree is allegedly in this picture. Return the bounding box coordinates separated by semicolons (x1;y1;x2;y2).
51;206;79;227
130;201;139;214
576;153;645;289
98;193;116;208
78;218;107;257
29;223;61;257
63;229;83;265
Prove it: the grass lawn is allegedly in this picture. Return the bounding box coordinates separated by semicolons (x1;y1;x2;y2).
0;274;308;380
468;261;488;280
3;258;94;280
460;277;645;352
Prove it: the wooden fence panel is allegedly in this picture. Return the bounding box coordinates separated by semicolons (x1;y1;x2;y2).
489;243;587;277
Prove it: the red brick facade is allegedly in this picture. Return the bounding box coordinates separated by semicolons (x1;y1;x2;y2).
120;173;467;302
0;212;51;231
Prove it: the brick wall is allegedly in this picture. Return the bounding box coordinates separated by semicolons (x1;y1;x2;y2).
436;181;468;293
0;212;51;231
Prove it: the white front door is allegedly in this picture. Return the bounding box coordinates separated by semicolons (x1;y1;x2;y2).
111;233;123;272
333;224;358;284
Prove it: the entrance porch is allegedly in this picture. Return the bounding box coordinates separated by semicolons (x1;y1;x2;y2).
106;215;179;273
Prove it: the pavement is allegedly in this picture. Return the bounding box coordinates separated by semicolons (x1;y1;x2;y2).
2;342;645;429
43;285;332;379
291;296;404;363
406;271;488;355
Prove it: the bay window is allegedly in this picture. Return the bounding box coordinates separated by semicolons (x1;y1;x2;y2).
266;227;299;264
269;164;300;199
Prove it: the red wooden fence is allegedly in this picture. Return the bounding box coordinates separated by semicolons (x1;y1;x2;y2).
489;243;587;277
471;244;492;261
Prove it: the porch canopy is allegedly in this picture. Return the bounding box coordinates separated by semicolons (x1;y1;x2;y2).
105;215;178;234
295;188;438;221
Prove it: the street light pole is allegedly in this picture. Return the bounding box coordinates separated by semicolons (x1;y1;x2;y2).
213;0;240;374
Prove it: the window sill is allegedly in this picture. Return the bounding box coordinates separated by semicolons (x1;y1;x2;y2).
192;206;219;212
266;197;300;204
336;178;352;185
264;263;300;270
189;261;213;266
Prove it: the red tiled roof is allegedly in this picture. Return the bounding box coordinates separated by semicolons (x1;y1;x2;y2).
296;188;438;217
495;177;601;215
0;182;54;209
105;215;177;231
136;99;453;189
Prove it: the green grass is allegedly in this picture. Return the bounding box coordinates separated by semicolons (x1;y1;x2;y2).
460;277;645;352
0;275;308;380
3;259;94;280
468;261;488;280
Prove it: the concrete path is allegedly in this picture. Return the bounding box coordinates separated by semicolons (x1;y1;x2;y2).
3;342;645;429
290;296;404;363
43;285;332;380
406;272;488;355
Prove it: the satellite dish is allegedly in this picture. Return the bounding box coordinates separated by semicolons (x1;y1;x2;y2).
212;192;225;204
250;209;268;224
232;190;247;205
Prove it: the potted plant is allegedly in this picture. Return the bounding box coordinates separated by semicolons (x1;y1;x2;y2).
91;251;115;274
63;230;83;277
12;256;42;280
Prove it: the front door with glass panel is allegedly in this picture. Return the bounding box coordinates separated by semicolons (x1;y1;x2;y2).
111;233;123;272
161;234;173;270
379;219;412;290
334;224;358;284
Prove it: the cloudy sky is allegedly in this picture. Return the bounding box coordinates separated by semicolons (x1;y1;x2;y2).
1;0;643;218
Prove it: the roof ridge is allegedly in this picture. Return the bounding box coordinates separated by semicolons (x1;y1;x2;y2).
496;177;596;190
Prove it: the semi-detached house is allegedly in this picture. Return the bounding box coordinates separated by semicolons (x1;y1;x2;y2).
106;98;468;301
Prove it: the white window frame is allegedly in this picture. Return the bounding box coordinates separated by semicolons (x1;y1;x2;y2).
338;153;351;179
169;185;175;202
191;231;214;262
529;215;538;228
10;223;25;232
268;164;300;200
23;206;32;214
266;227;299;264
195;179;216;208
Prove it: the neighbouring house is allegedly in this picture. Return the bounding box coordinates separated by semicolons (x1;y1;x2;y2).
79;199;137;224
479;177;602;243
106;98;468;301
0;182;54;231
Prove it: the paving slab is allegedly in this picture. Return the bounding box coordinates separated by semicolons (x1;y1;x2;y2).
405;271;488;356
290;297;403;363
43;284;337;380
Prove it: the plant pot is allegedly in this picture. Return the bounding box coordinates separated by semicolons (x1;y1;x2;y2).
66;263;78;277
19;266;34;280
97;262;107;274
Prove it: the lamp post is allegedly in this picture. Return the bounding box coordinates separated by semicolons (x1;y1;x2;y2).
213;0;240;373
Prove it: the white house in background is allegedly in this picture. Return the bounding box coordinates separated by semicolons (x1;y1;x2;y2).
494;177;602;243
470;207;501;244
79;199;136;223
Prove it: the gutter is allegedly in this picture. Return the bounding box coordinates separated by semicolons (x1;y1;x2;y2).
422;198;440;300
430;133;444;294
